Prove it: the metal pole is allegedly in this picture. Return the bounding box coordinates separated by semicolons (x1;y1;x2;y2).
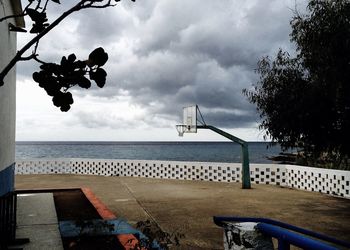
197;125;251;189
241;143;251;189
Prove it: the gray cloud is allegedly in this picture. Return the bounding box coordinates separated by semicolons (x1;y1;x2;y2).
199;107;258;128
16;0;307;131
68;110;142;129
132;0;296;68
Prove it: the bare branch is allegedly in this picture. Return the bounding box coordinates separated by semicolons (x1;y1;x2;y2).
82;4;117;9
42;0;50;12
19;54;36;61
0;0;85;85
32;55;47;64
35;0;42;11
81;0;117;9
0;13;25;23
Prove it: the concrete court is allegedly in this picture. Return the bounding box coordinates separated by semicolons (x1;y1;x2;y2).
16;174;350;249
15;193;63;250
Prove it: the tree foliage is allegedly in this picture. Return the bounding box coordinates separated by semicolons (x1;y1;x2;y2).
244;0;350;168
0;0;135;111
32;48;108;111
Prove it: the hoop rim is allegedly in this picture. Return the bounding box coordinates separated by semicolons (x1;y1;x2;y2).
176;124;187;136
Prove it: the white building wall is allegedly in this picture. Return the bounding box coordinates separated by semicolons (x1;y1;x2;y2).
0;0;18;195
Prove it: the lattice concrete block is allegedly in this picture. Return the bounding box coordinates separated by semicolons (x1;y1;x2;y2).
15;159;350;199
286;165;350;199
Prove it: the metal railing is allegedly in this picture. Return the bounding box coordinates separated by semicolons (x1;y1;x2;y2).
0;192;17;247
214;216;350;250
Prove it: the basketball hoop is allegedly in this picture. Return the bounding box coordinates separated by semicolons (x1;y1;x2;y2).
176;125;187;137
175;105;200;137
175;105;251;189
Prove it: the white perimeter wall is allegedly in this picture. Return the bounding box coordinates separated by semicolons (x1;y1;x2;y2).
16;159;350;199
0;0;17;195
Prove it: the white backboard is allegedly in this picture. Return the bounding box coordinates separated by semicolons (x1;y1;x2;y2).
183;105;197;133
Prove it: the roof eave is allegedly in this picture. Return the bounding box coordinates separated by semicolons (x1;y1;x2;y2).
11;0;25;28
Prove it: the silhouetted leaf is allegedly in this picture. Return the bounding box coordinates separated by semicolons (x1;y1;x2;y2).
26;8;40;20
44;81;60;96
27;8;49;33
52;92;73;111
51;0;60;3
60;104;70;112
60;56;68;67
73;60;86;69
26;8;47;23
32;72;42;83
33;48;109;112
68;54;76;63
52;94;62;107
63;92;74;105
88;47;108;67
90;68;107;88
40;63;60;74
30;22;49;33
77;76;91;89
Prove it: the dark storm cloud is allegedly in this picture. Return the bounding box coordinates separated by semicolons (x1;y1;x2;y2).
132;0;295;68
17;0;308;130
74;7;133;46
96;50;260;126
101;0;301;129
199;107;258;128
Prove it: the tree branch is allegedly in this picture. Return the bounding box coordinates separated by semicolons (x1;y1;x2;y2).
42;0;50;12
0;1;84;85
0;13;25;23
32;55;47;64
0;0;118;86
81;0;117;9
35;0;42;11
19;54;36;61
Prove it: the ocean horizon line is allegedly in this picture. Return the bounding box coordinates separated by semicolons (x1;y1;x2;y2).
16;140;271;143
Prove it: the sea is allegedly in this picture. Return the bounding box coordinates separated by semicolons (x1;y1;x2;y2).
15;141;294;163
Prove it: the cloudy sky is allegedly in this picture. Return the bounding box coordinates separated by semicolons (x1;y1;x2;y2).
16;0;307;141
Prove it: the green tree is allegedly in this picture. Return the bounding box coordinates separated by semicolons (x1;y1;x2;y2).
244;0;350;169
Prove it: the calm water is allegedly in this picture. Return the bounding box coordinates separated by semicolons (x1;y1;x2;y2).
15;141;292;163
